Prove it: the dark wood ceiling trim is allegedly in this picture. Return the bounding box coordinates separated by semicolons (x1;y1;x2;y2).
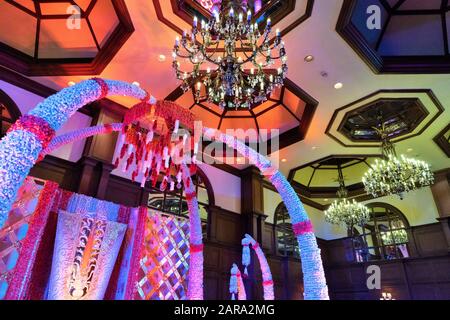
337;0;450;74
154;0;314;42
4;0;37;17
0;87;22;120
0;0;134;76
433;123;450;157
0;65;128;117
336;97;429;143
325;89;445;148
0;65;56;96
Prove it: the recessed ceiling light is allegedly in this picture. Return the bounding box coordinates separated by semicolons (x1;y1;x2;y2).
281;158;287;163
312;146;319;150
324;199;329;202
158;54;166;62
68;81;76;87
407;148;414;153
132;81;140;87
304;55;314;62
334;82;343;90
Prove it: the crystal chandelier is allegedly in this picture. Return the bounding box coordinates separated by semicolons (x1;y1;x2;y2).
324;165;370;228
172;0;288;109
362;125;434;199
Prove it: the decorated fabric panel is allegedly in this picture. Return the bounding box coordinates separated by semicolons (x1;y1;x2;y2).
136;209;190;300
47;211;126;300
65;194;121;222
4;179;59;300
0;178;43;299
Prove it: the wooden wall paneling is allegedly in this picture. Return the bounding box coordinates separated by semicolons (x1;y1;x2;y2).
76;156;102;197
29;155;80;191
406;256;450;299
96;163;115;200
241;166;266;243
324;237;355;266
411;223;448;257
203;242;221;271
83;105;123;163
204;271;221;300
262;223;275;255
208;206;243;247
105;175;143;207
430;170;450;218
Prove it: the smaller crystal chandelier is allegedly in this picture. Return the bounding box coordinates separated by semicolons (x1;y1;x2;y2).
324;165;370;228
172;0;288;109
362;124;434;199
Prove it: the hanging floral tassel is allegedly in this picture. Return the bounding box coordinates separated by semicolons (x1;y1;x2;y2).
173;119;180;134
242;238;251;277
229;264;238;300
176;170;182;189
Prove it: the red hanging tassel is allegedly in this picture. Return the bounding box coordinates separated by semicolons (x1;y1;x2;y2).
189;164;197;175
120;143;128;159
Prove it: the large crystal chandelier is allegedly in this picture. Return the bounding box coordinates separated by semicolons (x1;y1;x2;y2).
362;125;434;199
172;0;288;109
324;166;370;228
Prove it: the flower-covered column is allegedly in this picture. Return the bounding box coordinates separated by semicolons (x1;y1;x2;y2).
0;79;147;228
242;234;274;300
229;263;246;300
181;163;204;300
202;128;329;300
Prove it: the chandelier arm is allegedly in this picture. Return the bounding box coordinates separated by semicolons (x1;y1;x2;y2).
180;40;198;57
205;42;222;62
198;42;221;65
237;38;256;62
175;52;194;59
199;33;217;62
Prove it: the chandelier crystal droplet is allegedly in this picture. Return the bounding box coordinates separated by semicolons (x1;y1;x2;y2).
172;0;288;109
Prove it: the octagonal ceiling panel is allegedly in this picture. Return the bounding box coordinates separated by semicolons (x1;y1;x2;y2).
337;0;450;73
0;0;134;76
167;78;317;150
288;155;381;199
153;0;314;43
326;90;445;147
434;123;450;157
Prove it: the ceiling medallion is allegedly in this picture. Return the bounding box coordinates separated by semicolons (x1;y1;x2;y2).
362;124;434;200
324;165;370;229
172;0;288;109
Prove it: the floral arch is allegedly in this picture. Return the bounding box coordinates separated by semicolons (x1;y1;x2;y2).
0;79;329;300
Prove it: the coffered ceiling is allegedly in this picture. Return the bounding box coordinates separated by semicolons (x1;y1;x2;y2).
0;0;449;198
338;0;450;73
0;0;134;75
